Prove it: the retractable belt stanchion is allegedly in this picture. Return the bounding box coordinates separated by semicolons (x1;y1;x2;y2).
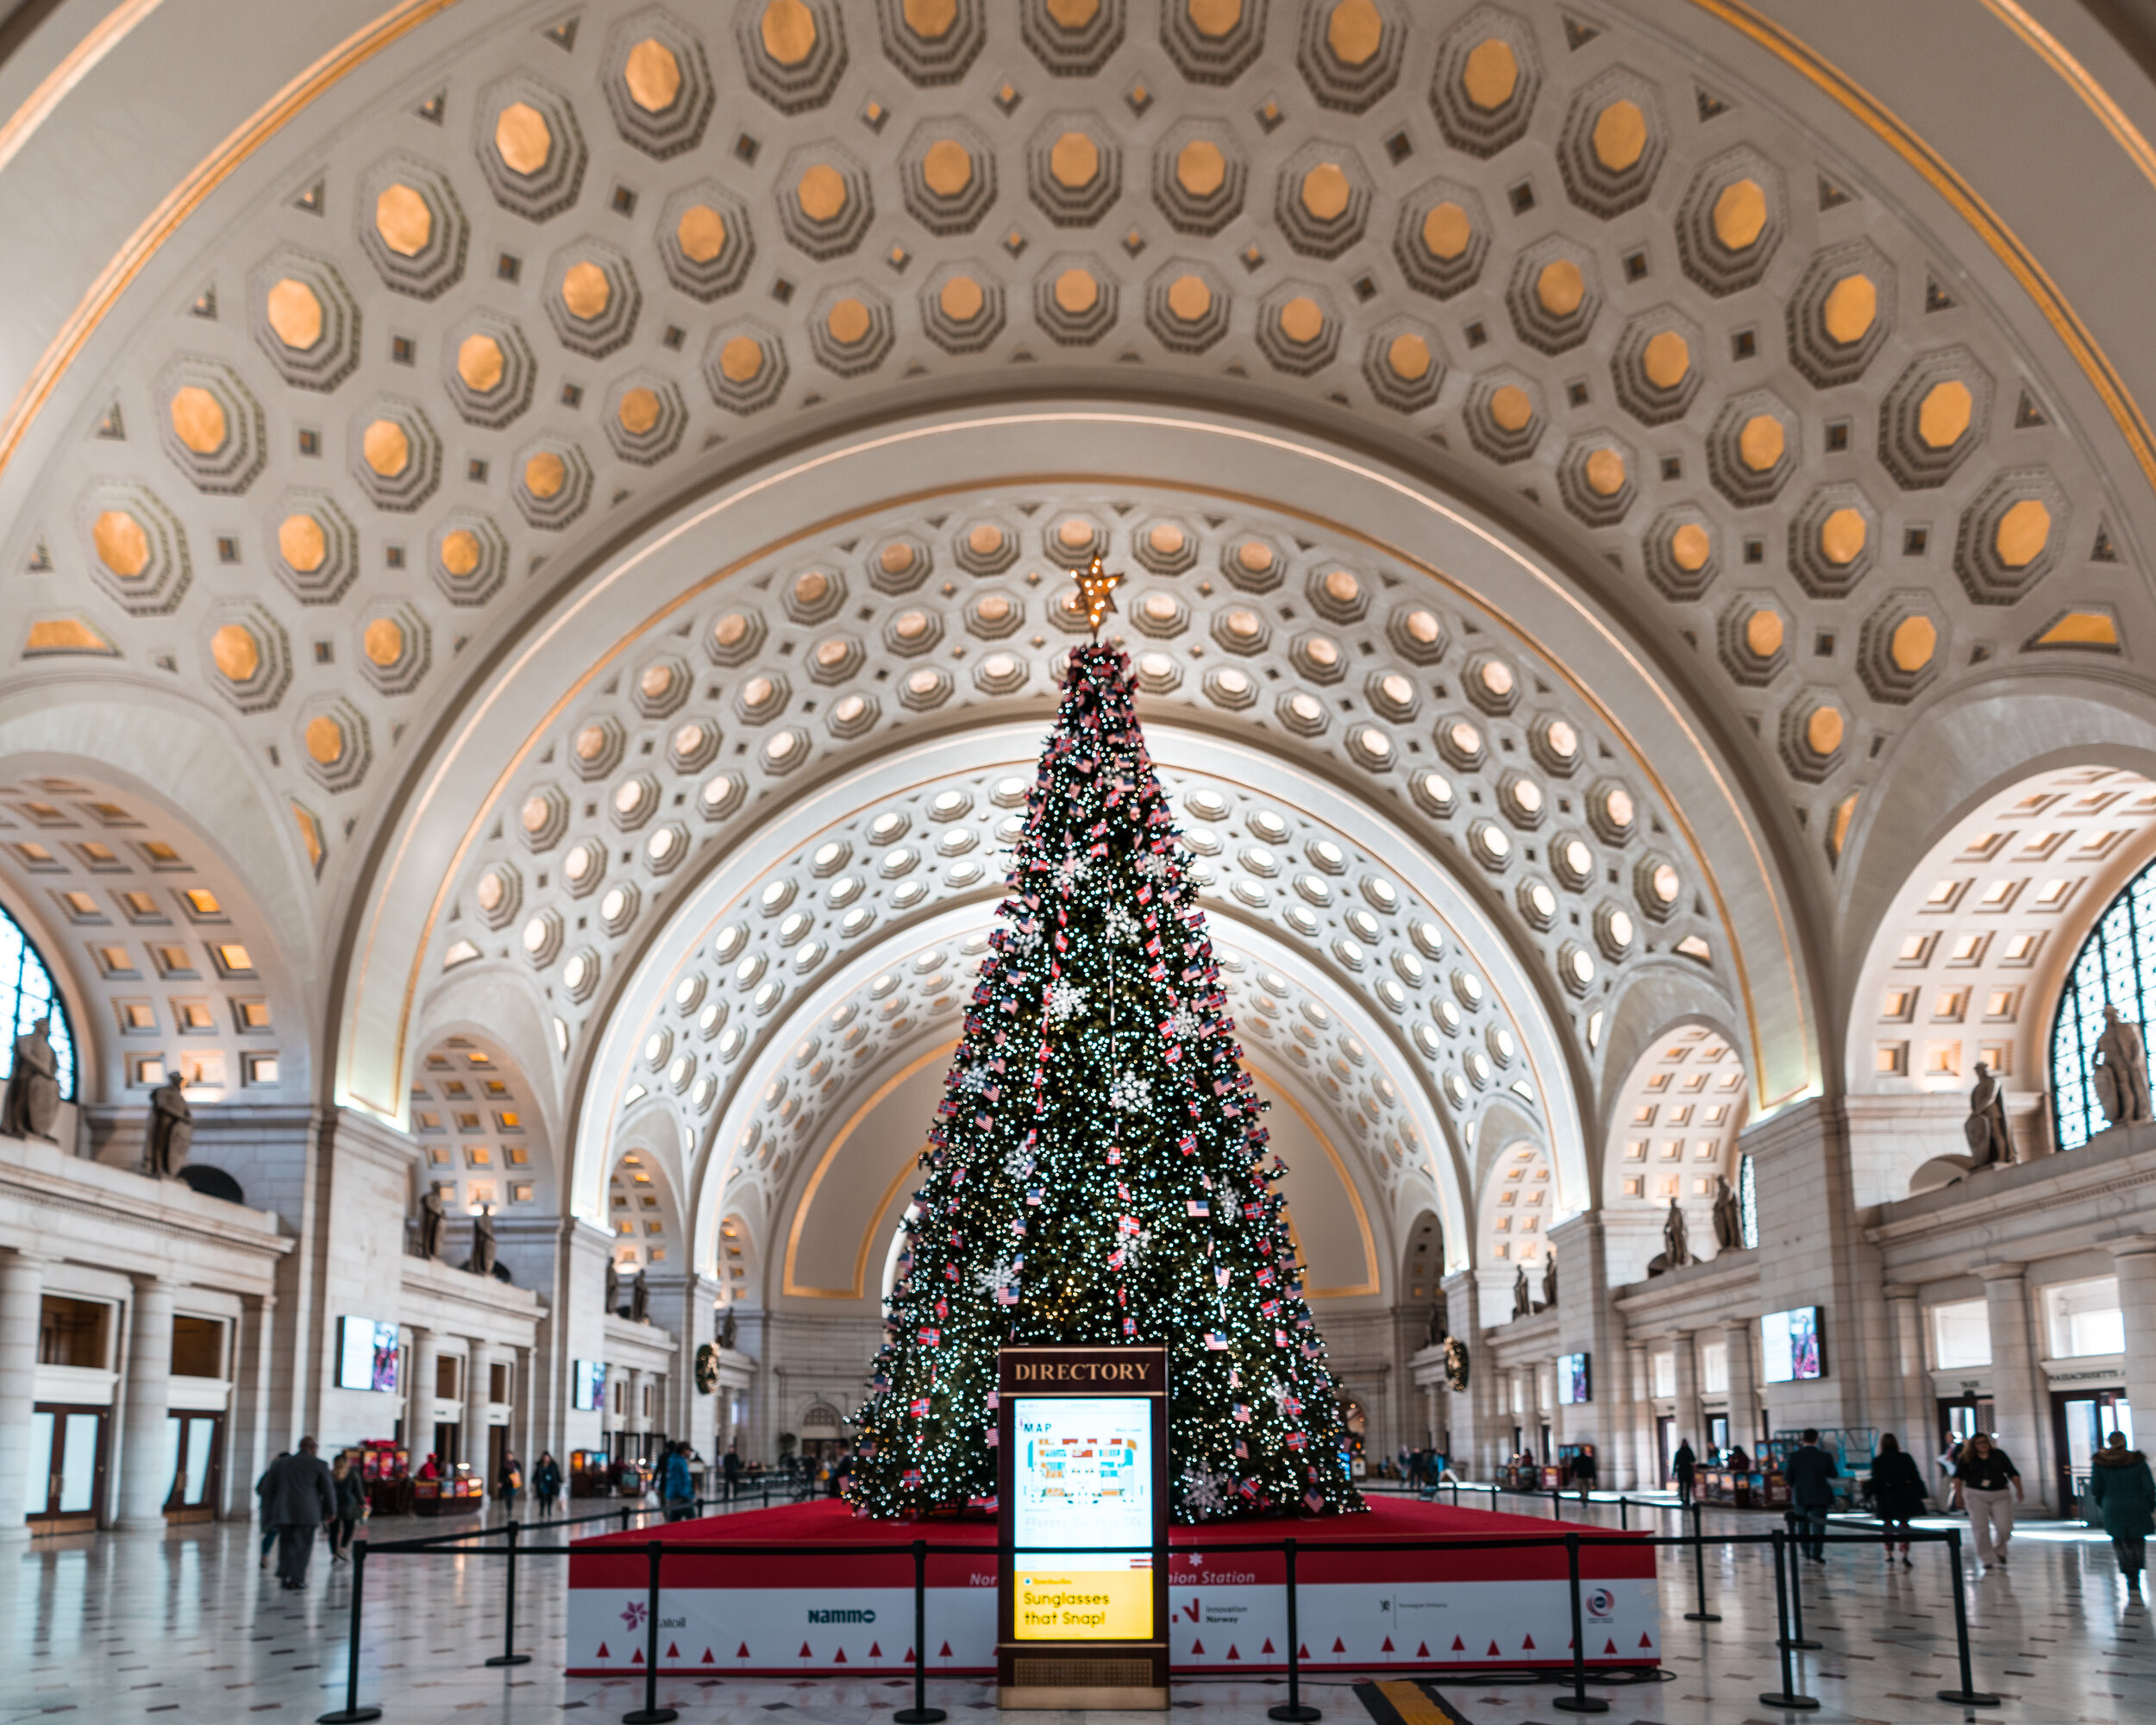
1550;1531;1609;1715
1266;1537;1320;1723
1936;1528;2002;1708
1683;1500;1720;1622
621;1540;678;1725
1758;1529;1818;1712
1780;1512;1821;1650
486;1518;531;1667
315;1540;383;1724
893;1538;945;1725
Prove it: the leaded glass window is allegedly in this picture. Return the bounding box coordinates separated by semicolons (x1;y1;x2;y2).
2051;863;2156;1150
0;903;77;1101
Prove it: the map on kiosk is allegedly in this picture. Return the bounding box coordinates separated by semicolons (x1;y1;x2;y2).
1012;1396;1155;1641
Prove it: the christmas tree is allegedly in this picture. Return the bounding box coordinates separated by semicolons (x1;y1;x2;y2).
849;560;1364;1524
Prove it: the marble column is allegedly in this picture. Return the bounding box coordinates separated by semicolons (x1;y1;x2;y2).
515;1344;536;1475
0;1251;47;1541
2108;1237;2156;1443
116;1276;177;1530
406;1327;439;1462
465;1339;494;1477
1670;1331;1703;1469
223;1292;276;1521
1723;1317;1758;1454
1627;1340;1651;1490
1883;1285;1929;1453
1980;1262;2048;1511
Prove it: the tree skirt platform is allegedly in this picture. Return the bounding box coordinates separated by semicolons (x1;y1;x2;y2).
566;1496;1658;1677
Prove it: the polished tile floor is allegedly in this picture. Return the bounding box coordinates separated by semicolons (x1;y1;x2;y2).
3;1492;2149;1723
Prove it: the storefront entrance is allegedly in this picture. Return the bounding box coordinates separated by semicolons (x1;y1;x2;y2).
27;1405;108;1534
1936;1395;1995;1452
2051;1388;2131;1515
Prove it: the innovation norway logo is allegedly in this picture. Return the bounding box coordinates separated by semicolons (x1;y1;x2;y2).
1585;1588;1615;1620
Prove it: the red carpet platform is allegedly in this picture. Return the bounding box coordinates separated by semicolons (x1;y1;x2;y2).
567;1496;1658;1678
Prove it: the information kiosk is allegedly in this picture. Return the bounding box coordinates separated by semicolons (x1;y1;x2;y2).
996;1344;1169;1711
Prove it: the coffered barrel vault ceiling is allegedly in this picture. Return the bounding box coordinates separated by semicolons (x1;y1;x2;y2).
0;0;2151;1270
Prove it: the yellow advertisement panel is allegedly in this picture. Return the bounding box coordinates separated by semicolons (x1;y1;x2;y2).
1012;1562;1154;1640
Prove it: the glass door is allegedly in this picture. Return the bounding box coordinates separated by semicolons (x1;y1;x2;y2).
162;1413;222;1522
2052;1389;2130;1514
27;1405;108;1533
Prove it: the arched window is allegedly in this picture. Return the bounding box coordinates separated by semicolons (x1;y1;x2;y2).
0;902;76;1101
2052;858;2156;1150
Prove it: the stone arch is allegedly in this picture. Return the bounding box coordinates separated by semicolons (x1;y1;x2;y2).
407;1026;559;1227
1597;1019;1750;1286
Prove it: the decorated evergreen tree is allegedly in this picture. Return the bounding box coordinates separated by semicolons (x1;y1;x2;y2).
849;561;1364;1524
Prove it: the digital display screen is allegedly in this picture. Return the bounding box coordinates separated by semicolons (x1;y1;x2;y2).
1761;1307;1824;1383
1557;1352;1591;1404
573;1358;607;1412
1011;1396;1155;1641
336;1318;398;1392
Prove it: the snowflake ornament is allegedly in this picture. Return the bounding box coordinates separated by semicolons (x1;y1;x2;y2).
1135;850;1172;881
1181;1463;1232;1520
1105;904;1141;945
1044;977;1089;1026
1164;1007;1205;1041
1109;1070;1152;1113
1002;1144;1037;1182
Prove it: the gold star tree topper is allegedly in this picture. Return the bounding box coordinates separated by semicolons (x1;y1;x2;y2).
1071;550;1123;634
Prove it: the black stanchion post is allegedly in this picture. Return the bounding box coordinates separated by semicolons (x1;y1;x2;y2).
1683;1499;1720;1622
1267;1539;1320;1723
1551;1532;1609;1715
1618;1496;1629;1532
1551;1488;1562;1521
1936;1529;2002;1707
1758;1530;1818;1712
623;1540;678;1725
1780;1512;1820;1650
486;1518;531;1668
893;1539;946;1725
316;1541;382;1724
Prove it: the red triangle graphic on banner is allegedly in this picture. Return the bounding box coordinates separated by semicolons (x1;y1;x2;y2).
798;1642;812;1659
1639;1632;1654;1648
938;1641;953;1659
869;1643;882;1659
665;1643;679;1660
1381;1637;1395;1653
1298;1644;1311;1659
1417;1642;1430;1658
1486;1640;1501;1657
630;1648;644;1665
736;1643;751;1659
834;1649;848;1665
596;1642;611;1659
1226;1645;1240;1661
700;1647;715;1665
1191;1639;1205;1655
904;1647;917;1664
1450;1637;1463;1652
1604;1639;1618;1655
1262;1639;1275;1655
1332;1638;1346;1654
1520;1634;1535;1651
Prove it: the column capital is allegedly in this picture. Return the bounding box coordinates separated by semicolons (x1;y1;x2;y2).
1882;1282;1921;1304
129;1271;179;1293
2103;1233;2156;1263
1977;1259;2029;1284
1722;1313;1756;1334
404;1321;431;1340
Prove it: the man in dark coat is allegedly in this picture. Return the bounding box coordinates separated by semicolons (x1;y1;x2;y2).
261;1436;337;1590
1671;1437;1697;1507
1788;1428;1840;1560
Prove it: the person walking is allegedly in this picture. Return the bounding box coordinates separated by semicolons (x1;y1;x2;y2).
1867;1433;1927;1566
261;1437;337;1590
329;1452;367;1564
534;1451;562;1517
723;1442;743;1502
1787;1428;1839;1561
1672;1437;1697;1508
2086;1430;2155;1592
661;1440;696;1522
255;1450;289;1571
1950;1432;2023;1571
496;1448;523;1516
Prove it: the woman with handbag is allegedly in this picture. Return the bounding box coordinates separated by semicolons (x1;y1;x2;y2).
1866;1433;1928;1566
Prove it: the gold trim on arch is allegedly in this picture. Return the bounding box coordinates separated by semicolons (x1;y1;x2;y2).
0;0;169;179
782;1041;956;1299
1686;0;2156;493
1979;0;2156;194
0;0;464;482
